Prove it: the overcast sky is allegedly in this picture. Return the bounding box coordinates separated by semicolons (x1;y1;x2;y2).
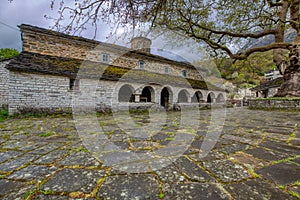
0;0;112;51
0;0;209;65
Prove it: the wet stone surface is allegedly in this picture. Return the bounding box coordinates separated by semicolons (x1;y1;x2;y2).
0;179;25;196
41;168;105;193
163;183;230;200
7;165;57;181
257;162;300;185
98;174;159;199
57;151;100;167
203;159;251;182
224;179;296;200
0;108;299;199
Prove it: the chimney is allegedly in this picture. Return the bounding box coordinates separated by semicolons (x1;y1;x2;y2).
130;37;151;53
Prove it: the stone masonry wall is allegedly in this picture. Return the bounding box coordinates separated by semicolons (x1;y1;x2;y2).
8;71;118;114
8;71;72;114
0;60;10;108
249;99;300;110
8;70;225;114
21;26;203;80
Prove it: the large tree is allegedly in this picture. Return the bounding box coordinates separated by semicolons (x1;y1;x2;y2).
50;0;300;96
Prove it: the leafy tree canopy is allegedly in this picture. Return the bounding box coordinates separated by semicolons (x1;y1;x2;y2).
0;48;19;60
47;1;298;61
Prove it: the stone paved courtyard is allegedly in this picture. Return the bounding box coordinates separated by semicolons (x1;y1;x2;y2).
0;107;299;199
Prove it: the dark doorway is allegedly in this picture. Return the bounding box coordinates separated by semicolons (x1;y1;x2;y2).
207;92;215;103
160;87;170;108
192;91;203;103
141;86;153;102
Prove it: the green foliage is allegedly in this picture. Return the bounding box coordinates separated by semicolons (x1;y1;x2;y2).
74;147;89;152
158;193;164;199
215;51;276;86
38;132;54;137
0;48;19;60
289;191;300;199
0;109;8;122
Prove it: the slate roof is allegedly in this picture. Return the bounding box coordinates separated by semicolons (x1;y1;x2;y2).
251;77;284;91
19;24;194;69
6;52;223;91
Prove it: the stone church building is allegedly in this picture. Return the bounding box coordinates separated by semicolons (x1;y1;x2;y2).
0;24;225;114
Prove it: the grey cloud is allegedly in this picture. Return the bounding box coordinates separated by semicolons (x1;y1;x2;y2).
0;0;110;51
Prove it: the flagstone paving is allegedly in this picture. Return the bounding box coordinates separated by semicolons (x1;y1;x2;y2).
0;108;299;199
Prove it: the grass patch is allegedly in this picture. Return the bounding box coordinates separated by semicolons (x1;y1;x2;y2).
165;137;175;141
289;191;300;199
271;155;300;165
287;132;296;144
278;184;287;190
158;184;164;199
158;193;165;199
294;181;300;187
0;109;8;122
40;190;55;195
104;130;114;136
74;147;89;152
24;190;36;200
248;168;261;178
38;132;54;137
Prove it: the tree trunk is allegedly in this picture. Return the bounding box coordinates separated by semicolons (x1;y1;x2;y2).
276;43;300;97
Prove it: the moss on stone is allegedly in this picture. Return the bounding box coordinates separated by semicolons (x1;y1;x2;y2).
7;52;223;91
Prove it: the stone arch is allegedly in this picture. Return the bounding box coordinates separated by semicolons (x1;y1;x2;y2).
207;92;216;103
178;89;189;103
191;91;204;103
118;84;134;102
216;93;225;103
140;86;155;102
160;87;173;108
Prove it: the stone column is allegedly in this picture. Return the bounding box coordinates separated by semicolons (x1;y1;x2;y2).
211;98;216;103
134;94;140;102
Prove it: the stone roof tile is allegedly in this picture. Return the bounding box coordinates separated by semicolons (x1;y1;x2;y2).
6;52;222;91
251;77;284;91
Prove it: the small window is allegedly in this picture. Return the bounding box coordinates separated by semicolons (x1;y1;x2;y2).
138;60;145;69
70;79;80;90
164;66;169;74
182;70;187;78
101;53;110;63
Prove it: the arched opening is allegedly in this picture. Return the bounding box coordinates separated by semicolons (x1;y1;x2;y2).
207;92;215;103
178;90;189;103
216;93;225;103
191;91;203;103
160;87;172;108
140;86;154;102
118;84;134;102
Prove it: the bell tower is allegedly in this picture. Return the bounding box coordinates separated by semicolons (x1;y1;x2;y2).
130;37;151;53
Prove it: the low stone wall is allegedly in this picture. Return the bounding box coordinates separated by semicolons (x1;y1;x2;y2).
249;99;300;110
